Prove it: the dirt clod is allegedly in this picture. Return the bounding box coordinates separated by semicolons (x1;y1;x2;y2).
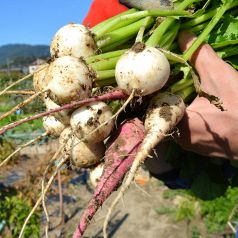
159;105;172;122
131;42;146;53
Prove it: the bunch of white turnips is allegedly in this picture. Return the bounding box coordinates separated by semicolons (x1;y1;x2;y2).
33;19;172;187
33;23;114;185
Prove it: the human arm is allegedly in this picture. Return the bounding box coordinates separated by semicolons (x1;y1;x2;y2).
176;31;238;160
83;0;238;160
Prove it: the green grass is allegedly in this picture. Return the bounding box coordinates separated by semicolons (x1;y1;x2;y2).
0;102;18;112
160;186;238;235
200;186;238;233
0;188;40;238
154;206;176;215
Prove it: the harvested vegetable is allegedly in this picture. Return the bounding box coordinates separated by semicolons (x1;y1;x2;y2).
115;43;170;96
42;115;66;136
89;163;105;188
50;23;96;58
45;56;93;104
70;101;114;143
69;135;105;168
73;118;145;238
1;1;238;237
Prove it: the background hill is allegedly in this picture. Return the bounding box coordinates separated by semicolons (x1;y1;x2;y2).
0;44;50;68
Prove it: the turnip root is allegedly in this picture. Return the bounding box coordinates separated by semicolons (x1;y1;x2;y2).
115;42;170;96
45;56;93;104
72;118;145;238
43;115;66;136
33;64;49;93
70;101;114;143
44;95;71;125
103;92;185;237
68;135;105;168
59;127;105;168
50;23;96;58
59;127;72;146
89;163;105;188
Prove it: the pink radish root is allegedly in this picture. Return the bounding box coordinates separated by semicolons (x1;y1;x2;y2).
72;118;145;238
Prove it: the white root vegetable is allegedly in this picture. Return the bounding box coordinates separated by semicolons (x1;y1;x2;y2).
89;163;105;188
115;43;170;96
70;101;114;143
103;92;186;236
33;64;49;93
59;127;72;146
67;135;105;168
59;127;105;168
45;56;93;104
43;115;66;136
50;23;96;58
44;95;71;125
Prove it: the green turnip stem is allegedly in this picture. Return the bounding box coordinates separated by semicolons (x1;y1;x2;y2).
160;21;180;49
212;40;238;50
135;16;152;43
94;11;148;38
92;8;137;34
182;9;215;29
100;36;134;52
96;70;115;80
94;78;116;87
217;45;238;59
146;0;196;47
146;18;174;47
86;49;127;64
89;56;119;71
176;85;195;102
190;22;208;34
96;17;154;48
94;9;190;39
95;70;116;87
168;77;194;93
183;2;233;61
181;1;238;29
160;49;186;64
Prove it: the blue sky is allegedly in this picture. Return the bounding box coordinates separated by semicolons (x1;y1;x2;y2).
0;0;93;46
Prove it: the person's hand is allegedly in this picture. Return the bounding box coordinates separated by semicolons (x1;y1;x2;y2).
176;31;238;160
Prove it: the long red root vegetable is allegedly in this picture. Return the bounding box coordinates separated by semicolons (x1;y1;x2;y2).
72;118;145;238
0;90;127;136
103;92;186;237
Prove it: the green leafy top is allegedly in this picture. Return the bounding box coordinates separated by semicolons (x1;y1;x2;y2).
207;14;238;48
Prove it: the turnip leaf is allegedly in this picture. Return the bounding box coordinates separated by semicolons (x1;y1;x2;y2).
207;14;238;48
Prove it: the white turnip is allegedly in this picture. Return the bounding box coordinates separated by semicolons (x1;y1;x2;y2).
33;64;49;93
89;163;105;188
67;135;105;168
50;23;96;58
115;43;170;96
43;115;66;136
45;56;93;104
44;95;71;125
70;101;114;143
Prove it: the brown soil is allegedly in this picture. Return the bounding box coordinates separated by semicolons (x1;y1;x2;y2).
0;140;209;238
